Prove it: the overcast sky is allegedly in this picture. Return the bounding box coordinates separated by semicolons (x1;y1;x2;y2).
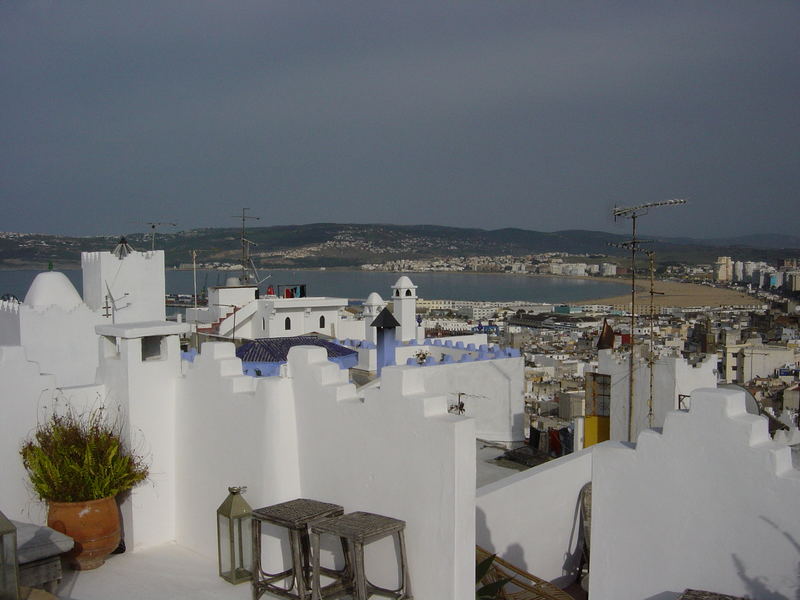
1;1;798;238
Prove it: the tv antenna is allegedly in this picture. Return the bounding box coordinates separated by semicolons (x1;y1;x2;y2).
612;198;686;441
642;249;664;429
146;222;177;251
447;391;488;415
231;209;270;286
103;281;130;323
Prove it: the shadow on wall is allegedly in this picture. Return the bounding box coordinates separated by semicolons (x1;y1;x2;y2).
476;506;531;577
732;516;800;600
562;484;584;584
476;506;491;553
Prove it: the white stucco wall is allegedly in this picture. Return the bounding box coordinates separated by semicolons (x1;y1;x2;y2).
96;322;188;550
82;251;166;323
0;346;57;523
0;301;21;345
18;304;105;387
408;357;525;442
334;317;369;342
288;350;476;600
591;387;800;600
0;346;112;525
601;348;717;442
174;342;301;558
476;449;591;587
171;343;476;600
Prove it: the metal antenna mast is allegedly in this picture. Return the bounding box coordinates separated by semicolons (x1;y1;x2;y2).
612;198;686;441
232;208;260;285
642;249;665;428
146;222;177;251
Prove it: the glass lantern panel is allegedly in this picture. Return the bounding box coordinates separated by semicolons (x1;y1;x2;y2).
217;514;232;581
234;514;252;579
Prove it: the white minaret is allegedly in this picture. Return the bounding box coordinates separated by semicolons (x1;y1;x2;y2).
391;276;417;342
363;292;385;345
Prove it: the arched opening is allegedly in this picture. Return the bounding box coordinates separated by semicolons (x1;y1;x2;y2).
284;317;291;330
405;289;412;297
395;290;399;297
319;315;325;329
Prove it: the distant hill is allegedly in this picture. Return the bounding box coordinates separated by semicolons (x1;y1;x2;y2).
0;224;798;269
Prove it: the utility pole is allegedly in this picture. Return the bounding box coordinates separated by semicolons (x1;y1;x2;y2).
191;249;199;350
612;198;686;441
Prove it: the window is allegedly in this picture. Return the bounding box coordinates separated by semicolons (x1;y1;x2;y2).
319;315;325;328
262;317;266;331
405;289;412;296
141;336;166;361
285;317;291;330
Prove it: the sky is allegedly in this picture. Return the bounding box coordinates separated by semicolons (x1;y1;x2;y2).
1;1;798;238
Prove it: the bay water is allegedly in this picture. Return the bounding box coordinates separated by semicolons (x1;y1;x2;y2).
0;268;627;304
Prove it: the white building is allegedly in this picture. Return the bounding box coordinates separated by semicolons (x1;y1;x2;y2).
187;282;349;339
714;256;733;282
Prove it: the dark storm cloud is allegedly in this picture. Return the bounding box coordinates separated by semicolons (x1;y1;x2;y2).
1;1;798;237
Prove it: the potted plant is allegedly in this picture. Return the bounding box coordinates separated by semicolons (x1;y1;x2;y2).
20;407;148;570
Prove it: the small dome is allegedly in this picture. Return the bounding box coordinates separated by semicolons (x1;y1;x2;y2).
364;292;383;306
392;275;416;290
24;272;83;310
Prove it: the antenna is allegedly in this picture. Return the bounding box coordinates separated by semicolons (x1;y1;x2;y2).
103;281;129;324
611;198;686;442
642;249;664;428
232;209;260;285
112;236;134;259
447;391;489;415
146;222;177;251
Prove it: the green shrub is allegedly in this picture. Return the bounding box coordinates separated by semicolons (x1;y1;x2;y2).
20;407;149;502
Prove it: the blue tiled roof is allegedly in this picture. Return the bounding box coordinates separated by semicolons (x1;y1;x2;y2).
236;336;357;363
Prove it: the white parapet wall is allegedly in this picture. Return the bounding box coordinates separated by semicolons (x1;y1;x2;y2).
0;346;57;523
600;348;717;442
173;342;476;600
405;356;525;442
590;387;800;600
476;449;592;588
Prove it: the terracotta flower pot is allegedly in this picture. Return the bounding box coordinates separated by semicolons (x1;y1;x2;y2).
47;496;121;570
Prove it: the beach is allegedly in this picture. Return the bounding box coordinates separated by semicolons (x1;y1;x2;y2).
573;279;761;309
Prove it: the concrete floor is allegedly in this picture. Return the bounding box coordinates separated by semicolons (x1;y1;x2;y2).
55;543;250;600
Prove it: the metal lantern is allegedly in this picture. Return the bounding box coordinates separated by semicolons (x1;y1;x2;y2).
0;510;19;600
216;486;252;584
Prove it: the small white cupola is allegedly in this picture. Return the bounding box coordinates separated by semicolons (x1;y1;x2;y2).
391;275;417;299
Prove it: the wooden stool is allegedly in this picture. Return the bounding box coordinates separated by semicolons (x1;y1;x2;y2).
311;511;411;600
251;498;345;600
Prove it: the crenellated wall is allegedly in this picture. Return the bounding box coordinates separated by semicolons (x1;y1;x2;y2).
0;300;21;345
82;250;166;322
600;347;717;442
591;387;800;600
172;342;475;600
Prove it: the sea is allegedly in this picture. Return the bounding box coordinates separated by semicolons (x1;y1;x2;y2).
0;268;628;305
